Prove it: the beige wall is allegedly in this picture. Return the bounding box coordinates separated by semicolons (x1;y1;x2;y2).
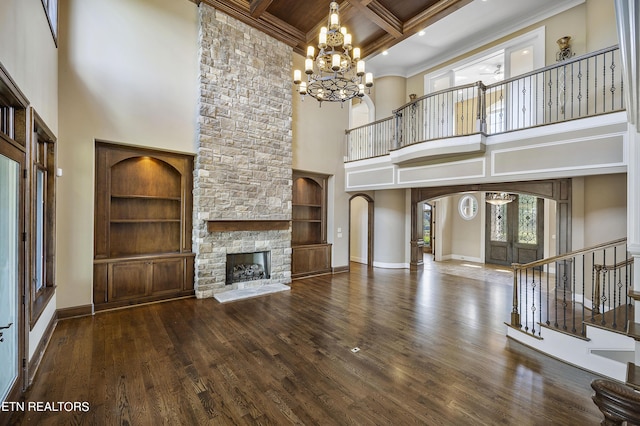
580;174;627;247
0;0;58;133
292;53;352;268
449;193;483;261
372;189;408;267
56;0;199;309
0;0;60;361
373;76;406;120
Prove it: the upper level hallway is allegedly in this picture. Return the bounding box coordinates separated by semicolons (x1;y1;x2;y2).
343;46;628;192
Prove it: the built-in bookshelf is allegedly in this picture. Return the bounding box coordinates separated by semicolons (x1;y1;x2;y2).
94;142;194;310
292;171;331;278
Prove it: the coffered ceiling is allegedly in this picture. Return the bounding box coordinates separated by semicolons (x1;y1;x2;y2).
191;0;473;58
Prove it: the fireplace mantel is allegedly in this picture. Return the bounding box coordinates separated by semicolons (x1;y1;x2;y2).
207;220;291;232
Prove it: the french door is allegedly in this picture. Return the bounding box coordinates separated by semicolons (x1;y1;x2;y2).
0;142;25;403
485;194;544;266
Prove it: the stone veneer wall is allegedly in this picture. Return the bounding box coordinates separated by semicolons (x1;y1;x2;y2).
194;4;293;298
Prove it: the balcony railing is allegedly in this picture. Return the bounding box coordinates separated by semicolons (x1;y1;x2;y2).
345;45;624;162
509;238;632;339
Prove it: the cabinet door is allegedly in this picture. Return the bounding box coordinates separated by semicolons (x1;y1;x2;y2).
292;244;331;277
108;261;151;301
151;258;184;295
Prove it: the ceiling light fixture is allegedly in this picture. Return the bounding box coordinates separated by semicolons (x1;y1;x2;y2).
293;2;373;104
485;192;516;205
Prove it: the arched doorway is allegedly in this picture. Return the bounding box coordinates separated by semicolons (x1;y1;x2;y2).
410;179;571;269
349;194;374;266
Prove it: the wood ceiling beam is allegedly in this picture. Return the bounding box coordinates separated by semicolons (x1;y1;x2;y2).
346;0;403;38
249;0;273;18
403;0;472;34
199;0;306;50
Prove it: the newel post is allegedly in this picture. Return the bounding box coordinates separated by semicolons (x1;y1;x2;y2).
511;264;521;327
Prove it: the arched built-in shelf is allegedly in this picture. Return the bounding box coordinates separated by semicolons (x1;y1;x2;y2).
94;142;194;310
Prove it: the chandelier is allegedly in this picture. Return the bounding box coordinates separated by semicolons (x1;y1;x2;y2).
485;192;516;206
293;1;373;104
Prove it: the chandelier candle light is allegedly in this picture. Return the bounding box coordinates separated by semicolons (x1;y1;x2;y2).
293;1;373;104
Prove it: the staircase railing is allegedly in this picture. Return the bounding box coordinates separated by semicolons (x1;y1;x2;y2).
344;116;394;162
509;238;632;338
345;45;624;162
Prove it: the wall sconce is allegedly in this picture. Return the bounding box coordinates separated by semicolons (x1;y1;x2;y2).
556;36;574;62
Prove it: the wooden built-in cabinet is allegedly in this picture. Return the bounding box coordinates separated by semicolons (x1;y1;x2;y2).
292;171;331;278
94;142;194;310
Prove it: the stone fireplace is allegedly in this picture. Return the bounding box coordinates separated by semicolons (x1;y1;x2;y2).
192;4;293;298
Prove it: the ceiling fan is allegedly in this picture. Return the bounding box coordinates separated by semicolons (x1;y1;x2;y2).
480;64;504;81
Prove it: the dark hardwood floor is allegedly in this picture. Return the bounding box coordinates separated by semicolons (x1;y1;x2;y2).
8;261;604;425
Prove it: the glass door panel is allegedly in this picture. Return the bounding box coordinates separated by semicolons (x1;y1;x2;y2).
0;153;19;402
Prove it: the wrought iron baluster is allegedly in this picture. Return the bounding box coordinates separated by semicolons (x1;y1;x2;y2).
578;60;583;117
594;55;598;114
562;257;568;330
546;264;551;326
600;249;607;326
581;254;586;336
538;266;542;337
547;71;553;124
571;253;576;333
586;58;590;115
592;251;598;321
613;246;618;329
609;51;616;112
570;62;574;118
554;260;560;328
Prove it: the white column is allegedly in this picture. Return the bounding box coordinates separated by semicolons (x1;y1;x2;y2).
614;0;640;362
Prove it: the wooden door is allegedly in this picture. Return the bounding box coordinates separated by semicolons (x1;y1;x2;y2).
485;194;544;266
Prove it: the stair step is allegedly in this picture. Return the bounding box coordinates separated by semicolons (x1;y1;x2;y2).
628;321;640;341
626;362;640;391
628;290;640;301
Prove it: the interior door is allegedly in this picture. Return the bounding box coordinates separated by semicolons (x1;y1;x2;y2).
0;144;24;402
486;201;511;266
485;194;544;266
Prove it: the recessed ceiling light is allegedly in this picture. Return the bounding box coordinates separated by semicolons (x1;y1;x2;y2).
418;30;425;36
382;50;389;56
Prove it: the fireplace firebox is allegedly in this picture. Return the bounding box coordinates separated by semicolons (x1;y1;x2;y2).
226;251;271;285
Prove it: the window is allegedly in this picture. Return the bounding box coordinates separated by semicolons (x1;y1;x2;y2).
1;106;15;138
458;194;478;220
31;112;56;325
41;0;58;43
517;194;537;244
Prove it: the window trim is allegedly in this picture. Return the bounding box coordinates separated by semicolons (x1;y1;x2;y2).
30;110;56;327
40;0;58;46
